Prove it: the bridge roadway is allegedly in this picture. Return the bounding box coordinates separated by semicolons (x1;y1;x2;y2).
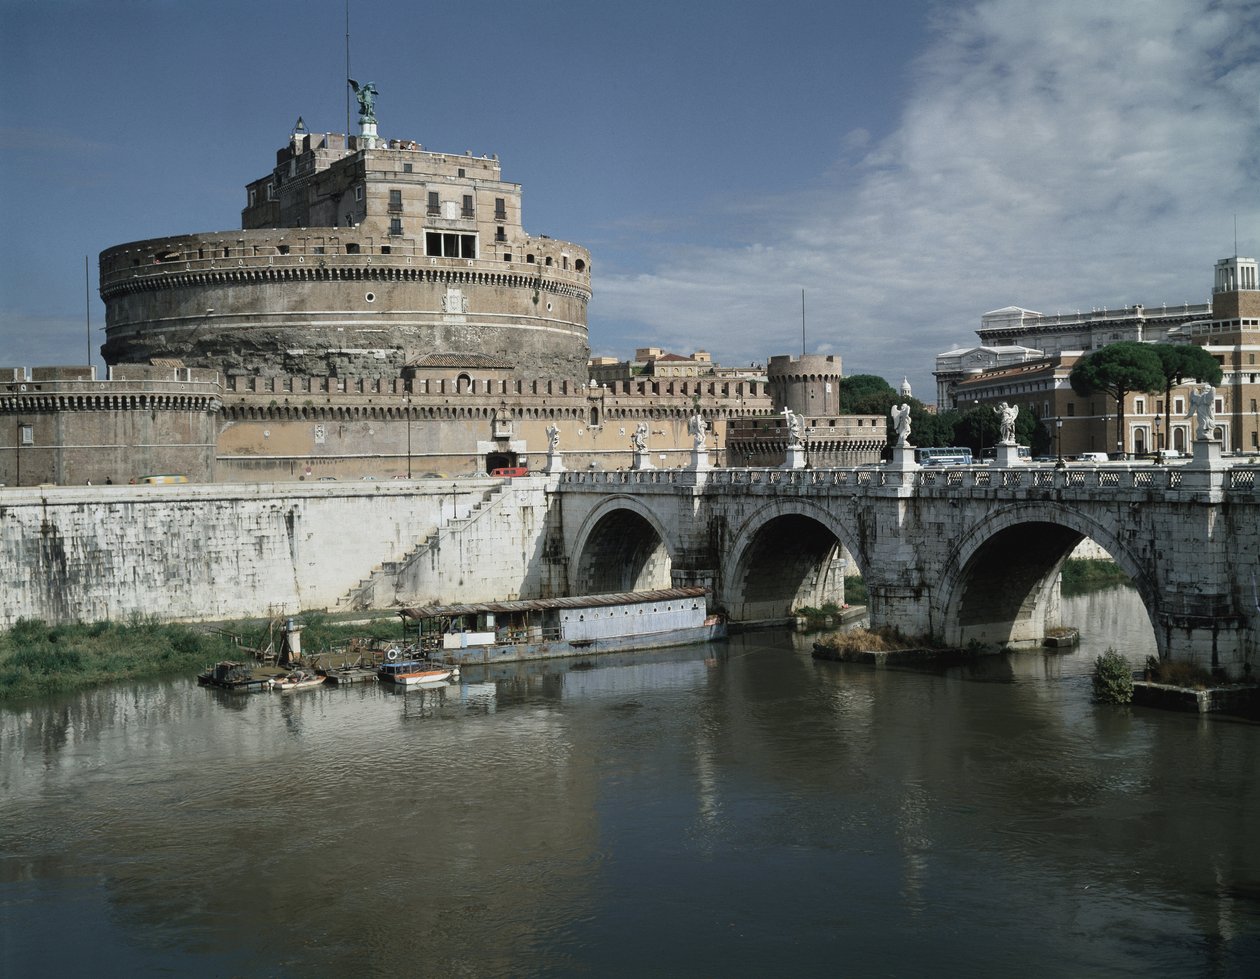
555;451;1260;677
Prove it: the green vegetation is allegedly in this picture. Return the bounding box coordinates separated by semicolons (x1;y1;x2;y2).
0;611;411;702
1060;558;1132;596
1092;647;1135;704
1143;655;1214;690
813;626;914;654
844;575;868;605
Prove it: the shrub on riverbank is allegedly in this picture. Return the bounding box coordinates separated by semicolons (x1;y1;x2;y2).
813;627;915;654
0;612;410;701
0;615;235;700
1092;648;1134;703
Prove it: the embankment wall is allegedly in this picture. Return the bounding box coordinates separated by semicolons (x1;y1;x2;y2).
0;480;558;627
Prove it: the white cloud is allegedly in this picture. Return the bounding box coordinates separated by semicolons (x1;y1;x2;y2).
594;0;1260;398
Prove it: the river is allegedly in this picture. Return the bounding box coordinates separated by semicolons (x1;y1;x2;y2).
2;587;1257;977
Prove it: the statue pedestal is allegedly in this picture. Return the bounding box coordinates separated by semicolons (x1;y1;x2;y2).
887;445;919;471
1187;437;1222;470
631;449;653;471
544;451;564;474
782;444;806;470
690;447;710;472
993;442;1026;468
358;121;378;149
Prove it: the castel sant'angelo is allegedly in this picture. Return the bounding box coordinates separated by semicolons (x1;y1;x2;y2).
2;88;885;486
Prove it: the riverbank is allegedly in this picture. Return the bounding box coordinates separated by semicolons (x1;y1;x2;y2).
0;611;408;702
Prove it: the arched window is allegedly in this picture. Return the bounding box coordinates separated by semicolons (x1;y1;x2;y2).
457;373;472;393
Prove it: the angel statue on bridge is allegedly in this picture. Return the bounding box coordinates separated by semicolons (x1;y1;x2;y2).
631;422;648;452
890;403;912;447
546;423;561;451
688;412;708;449
1188;383;1216;440
994;401;1019;444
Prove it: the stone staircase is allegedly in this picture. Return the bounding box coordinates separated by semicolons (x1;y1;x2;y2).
334;484;507;611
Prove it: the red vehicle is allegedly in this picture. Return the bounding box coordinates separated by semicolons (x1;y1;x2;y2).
489;466;529;478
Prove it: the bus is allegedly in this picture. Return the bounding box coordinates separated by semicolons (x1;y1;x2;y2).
136;474;189;484
914;447;974;466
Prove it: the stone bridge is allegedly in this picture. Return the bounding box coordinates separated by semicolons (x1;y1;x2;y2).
554;452;1260;677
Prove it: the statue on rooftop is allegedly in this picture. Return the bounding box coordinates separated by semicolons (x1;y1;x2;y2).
348;79;378;123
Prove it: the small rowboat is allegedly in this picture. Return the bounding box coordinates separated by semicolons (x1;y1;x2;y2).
271;670;326;692
378;654;456;686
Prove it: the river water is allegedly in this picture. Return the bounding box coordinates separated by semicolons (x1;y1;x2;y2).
2;587;1257;977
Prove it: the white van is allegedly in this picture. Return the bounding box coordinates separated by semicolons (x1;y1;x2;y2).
1155;449;1183;462
1075;452;1109;463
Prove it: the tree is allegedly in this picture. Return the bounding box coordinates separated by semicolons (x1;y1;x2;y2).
1069;342;1164;456
839;374;898;414
1150;344;1223;448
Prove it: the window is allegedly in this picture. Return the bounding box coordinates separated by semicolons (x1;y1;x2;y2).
403;163;412;173
19;424;33;445
1174;397;1184;414
494;197;506;220
354;185;363;201
266;182;275;201
1156;399;1164;414
426;231;477;258
1066;402;1075;416
388;189;402;213
457;168;465;178
345;243;360;254
462;195;474;218
1135;398;1145;415
427;191;439;215
503;253;511;262
495;226;506;242
380;245;391;254
248;188;256;206
389;218;402;236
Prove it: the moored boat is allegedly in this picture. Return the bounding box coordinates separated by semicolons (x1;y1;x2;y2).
397;587;725;667
270;669;326;692
378;653;457;687
196;660;271;693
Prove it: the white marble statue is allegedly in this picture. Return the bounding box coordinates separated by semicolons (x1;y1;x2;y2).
688;412;707;450
782;407;804;447
631;422;648;452
1188;383;1215;440
994;401;1019;444
546;422;560;451
890;403;912;447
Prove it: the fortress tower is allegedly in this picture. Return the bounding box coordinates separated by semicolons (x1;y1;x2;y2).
99;116;591;381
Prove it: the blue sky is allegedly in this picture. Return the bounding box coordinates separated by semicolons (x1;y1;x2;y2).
2;0;1257;400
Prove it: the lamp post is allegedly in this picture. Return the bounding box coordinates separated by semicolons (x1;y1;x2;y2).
974;399;984;463
1153;414;1162;454
1056;418;1063;466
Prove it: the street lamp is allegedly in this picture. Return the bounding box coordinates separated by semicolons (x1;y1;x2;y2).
1153;414;1162;452
974;399;984;463
1056;418;1064;466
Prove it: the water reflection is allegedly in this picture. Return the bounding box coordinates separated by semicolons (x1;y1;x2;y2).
1;589;1257;976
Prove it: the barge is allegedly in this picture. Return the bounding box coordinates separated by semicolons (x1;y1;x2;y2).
398;587;725;667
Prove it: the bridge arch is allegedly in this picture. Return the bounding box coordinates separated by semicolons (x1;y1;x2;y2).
720;499;862;623
568;495;677;595
935;501;1162;654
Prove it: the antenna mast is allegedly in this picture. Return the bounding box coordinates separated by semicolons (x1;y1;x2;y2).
345;0;352;137
801;289;805;357
85;255;91;370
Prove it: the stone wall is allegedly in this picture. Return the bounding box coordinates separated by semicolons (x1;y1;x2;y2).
0;480;563;628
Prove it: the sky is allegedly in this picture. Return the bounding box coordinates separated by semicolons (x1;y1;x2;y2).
1;0;1257;401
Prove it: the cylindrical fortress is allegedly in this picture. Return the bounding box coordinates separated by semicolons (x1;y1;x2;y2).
99;230;591;379
99;129;592;381
766;354;843;416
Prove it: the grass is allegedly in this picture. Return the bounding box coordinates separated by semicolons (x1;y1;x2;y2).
812;626;921;654
0;611;413;702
